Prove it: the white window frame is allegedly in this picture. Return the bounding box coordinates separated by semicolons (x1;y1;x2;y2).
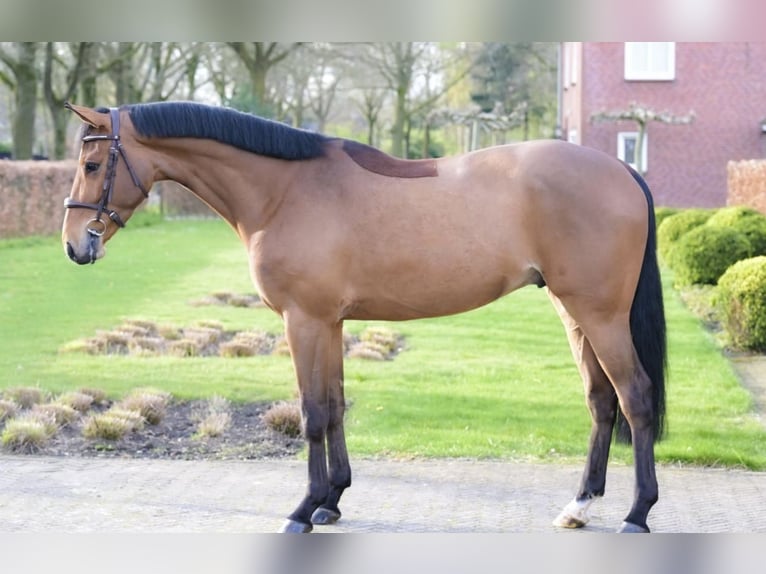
624;42;675;81
618;132;648;173
564;42;579;87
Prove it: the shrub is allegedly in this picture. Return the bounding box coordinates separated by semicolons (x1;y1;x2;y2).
33;403;79;426
78;387;108;406
3;386;46;408
82;408;145;440
706;205;762;227
119;388;171;425
193;395;232;438
671;225;751;286
657;209;715;262
1;413;57;452
706;206;766;257
654;206;681;228
0;400;19;422
715;256;766;350
262;401;303;438
56;391;95;413
219;330;273;357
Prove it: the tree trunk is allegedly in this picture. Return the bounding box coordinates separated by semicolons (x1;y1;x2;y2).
636;121;646;176
79;43;98;106
113;43;137;104
44;43;87;159
11;43;38;160
52;111;68;159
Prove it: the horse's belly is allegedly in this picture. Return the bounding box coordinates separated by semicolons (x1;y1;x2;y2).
344;264;537;321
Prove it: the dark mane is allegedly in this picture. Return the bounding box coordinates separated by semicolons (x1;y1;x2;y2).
126;101;329;160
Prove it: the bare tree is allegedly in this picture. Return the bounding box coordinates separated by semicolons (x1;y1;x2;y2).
226;42;303;115
43;42;89;159
0;42;38;159
591;102;695;176
357;43;472;157
306;44;342;133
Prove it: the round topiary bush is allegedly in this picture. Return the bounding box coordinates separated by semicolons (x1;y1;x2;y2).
716;256;766;350
706;205;761;227
671;225;751;286
706;206;766;257
654;206;681;229
657;208;715;263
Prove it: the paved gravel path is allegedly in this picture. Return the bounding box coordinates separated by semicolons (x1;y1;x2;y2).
1;455;763;533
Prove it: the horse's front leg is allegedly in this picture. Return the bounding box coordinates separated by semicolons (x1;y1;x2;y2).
311;322;352;525
279;310;335;533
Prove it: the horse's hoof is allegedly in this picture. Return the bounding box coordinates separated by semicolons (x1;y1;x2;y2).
552;498;592;529
616;521;650;533
552;511;587;529
311;507;341;525
279;519;313;533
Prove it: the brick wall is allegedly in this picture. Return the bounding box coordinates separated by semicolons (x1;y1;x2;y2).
0;160;76;238
563;43;766;208
728;160;766;214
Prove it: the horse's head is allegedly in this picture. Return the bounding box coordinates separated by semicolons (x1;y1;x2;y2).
62;103;152;265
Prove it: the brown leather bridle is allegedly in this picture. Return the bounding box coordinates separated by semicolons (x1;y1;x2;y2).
64;105;149;237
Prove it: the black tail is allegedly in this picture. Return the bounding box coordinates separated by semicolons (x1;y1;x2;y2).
615;166;667;444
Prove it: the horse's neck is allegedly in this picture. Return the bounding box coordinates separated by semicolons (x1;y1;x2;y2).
148;137;294;235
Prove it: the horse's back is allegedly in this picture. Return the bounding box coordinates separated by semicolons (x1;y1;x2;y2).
258;139;650;321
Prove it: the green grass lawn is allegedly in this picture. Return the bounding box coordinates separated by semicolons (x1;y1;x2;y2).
2;219;765;468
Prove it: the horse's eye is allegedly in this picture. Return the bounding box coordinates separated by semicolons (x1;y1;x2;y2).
84;161;100;174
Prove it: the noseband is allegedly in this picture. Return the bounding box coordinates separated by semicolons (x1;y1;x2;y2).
64;107;149;236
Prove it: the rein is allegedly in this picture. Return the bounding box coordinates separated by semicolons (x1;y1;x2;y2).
64;106;149;236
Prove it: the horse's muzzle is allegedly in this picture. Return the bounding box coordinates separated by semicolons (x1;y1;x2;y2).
65;235;101;265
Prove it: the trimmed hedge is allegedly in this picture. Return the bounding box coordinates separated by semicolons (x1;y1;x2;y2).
671;225;751;286
706;206;766;257
654;206;681;228
657;208;714;262
716;256;766;350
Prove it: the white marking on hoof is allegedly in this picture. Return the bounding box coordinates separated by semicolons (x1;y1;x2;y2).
617;521;649;533
279;519;313;533
553;497;595;529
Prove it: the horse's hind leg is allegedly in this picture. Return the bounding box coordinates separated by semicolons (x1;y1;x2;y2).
554;296;658;532
311;323;352;525
549;293;618;529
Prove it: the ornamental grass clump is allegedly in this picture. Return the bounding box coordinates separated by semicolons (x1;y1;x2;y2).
219;330;274;357
78;387;108;406
33;403;79;426
56;391;95;413
1;412;57;452
193;395;232;439
119;388;171;425
715;256;766;351
0;400;19;422
262;401;302;438
82;408;145;441
3;386;45;409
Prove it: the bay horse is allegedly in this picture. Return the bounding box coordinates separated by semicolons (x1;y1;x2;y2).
61;101;666;533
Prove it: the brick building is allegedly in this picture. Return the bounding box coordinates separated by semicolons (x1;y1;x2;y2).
559;42;766;207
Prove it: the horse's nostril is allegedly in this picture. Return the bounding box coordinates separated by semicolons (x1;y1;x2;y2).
66;242;77;262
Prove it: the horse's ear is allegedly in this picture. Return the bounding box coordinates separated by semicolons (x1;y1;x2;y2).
64;102;108;129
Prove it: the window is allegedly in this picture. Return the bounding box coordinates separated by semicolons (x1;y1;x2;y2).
618;132;647;172
624;42;675;81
